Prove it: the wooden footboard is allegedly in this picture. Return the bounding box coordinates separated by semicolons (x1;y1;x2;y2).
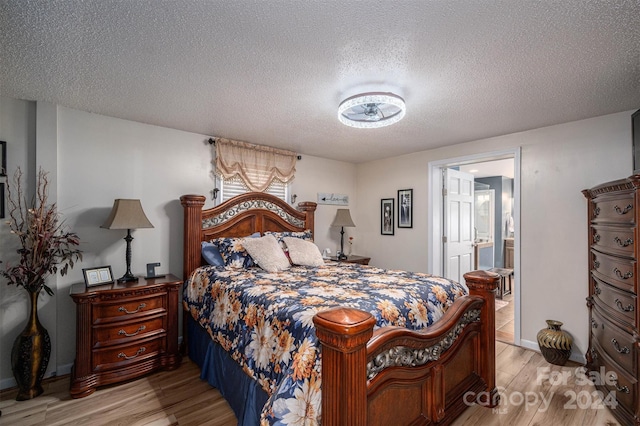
313;270;499;425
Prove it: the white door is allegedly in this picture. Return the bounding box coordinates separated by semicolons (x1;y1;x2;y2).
443;168;475;284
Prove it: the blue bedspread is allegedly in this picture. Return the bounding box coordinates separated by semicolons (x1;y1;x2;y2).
183;261;467;425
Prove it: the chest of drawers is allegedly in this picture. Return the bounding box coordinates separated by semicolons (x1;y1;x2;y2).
70;275;182;398
584;177;640;425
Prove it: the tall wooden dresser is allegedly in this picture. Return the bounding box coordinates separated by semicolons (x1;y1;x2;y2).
584;176;640;425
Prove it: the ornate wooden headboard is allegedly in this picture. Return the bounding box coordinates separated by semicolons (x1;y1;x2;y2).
180;192;317;280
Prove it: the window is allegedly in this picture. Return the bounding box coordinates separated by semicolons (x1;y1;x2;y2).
218;176;289;203
213;138;296;204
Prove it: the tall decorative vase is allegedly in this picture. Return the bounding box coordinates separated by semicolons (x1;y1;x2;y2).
11;290;51;400
537;319;573;366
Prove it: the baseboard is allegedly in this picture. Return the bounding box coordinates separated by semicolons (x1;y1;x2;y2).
520;338;586;365
0;363;74;391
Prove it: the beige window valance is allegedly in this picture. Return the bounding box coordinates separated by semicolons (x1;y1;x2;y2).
215;138;297;192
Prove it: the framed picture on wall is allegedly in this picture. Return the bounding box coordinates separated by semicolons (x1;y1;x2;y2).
398;189;413;228
0;141;6;176
0;183;4;219
381;198;394;235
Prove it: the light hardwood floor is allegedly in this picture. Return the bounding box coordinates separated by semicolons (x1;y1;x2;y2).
0;342;622;426
495;292;515;343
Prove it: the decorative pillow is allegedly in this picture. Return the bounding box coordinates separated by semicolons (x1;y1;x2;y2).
283;237;325;267
241;235;291;273
211;237;255;269
201;241;225;267
265;229;313;262
265;229;313;242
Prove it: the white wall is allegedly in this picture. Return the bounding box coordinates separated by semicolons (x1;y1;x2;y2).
357;110;635;361
0;102;357;388
291;157;358;256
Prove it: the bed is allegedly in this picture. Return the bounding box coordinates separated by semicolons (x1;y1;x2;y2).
181;192;499;425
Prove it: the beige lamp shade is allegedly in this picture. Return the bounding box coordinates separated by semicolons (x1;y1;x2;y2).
331;209;356;228
101;199;154;230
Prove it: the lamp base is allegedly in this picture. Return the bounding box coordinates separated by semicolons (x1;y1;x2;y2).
338;253;348;260
118;273;139;283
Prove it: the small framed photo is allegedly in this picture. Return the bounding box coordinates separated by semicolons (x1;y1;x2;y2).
381;198;394;235
83;266;114;287
398;189;413;228
0;182;4;219
0;141;6;176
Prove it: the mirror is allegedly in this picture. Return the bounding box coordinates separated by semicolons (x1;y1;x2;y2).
475;189;494;242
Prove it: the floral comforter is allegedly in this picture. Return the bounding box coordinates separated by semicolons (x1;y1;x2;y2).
183;261;468;425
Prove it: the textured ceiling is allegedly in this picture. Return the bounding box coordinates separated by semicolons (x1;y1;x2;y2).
1;1;639;163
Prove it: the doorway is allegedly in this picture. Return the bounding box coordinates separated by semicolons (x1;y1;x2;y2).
428;148;520;346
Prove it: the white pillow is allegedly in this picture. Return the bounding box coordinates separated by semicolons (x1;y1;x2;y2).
241;235;291;272
283;237;325;267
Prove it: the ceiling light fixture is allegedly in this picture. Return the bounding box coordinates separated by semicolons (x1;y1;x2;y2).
338;92;406;129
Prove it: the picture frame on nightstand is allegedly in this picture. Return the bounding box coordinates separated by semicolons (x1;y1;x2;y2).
83;265;114;287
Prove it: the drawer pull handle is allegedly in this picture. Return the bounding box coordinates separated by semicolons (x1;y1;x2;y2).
593;260;600;269
591;318;598;329
614;268;633;280
118;303;147;314
593;283;601;295
118;325;146;337
614;204;633;215
614;236;633;247
611;338;630;354
615;298;635;312
118;347;146;360
593;233;601;243
609;374;630;394
594;206;601;217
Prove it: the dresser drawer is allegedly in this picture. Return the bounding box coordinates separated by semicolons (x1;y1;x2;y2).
591;225;636;258
592;277;637;329
93;315;166;348
591;195;636;225
592;308;636;375
591;250;637;294
93;294;167;324
93;335;165;372
590;343;637;415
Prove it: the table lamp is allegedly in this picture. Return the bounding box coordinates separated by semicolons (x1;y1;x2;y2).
331;209;355;260
101;199;154;282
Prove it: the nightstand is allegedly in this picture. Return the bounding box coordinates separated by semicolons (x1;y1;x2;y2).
69;274;182;398
329;255;371;265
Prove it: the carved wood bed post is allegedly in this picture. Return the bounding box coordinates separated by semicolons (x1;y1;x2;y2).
180;194;206;281
463;270;500;406
313;307;377;426
297;201;316;234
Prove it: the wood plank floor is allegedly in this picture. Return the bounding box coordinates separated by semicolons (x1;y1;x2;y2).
495;292;514;344
0;341;622;425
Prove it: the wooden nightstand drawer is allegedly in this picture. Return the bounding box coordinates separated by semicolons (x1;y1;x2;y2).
93;315;166;348
329;255;371;265
93;335;165;372
93;294;167;324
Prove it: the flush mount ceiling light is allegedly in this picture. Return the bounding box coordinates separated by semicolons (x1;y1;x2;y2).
338;92;406;129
